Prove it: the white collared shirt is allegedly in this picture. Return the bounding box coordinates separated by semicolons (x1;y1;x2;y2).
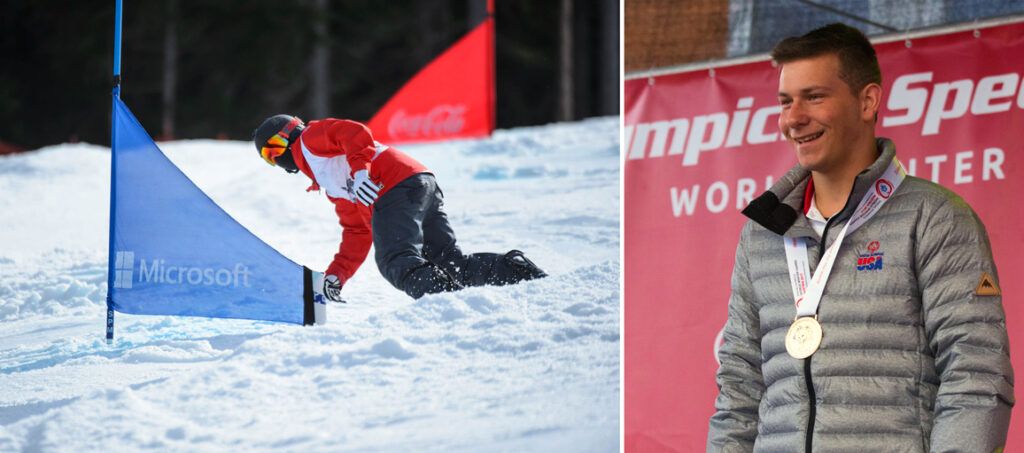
806;195;829;237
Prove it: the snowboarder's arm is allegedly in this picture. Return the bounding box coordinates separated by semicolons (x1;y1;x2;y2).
325;197;373;283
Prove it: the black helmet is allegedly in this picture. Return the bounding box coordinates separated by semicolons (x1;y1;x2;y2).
253;114;304;173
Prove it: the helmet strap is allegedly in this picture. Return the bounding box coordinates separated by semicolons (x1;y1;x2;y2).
286;122;304;143
275;148;300;174
276;119;303;174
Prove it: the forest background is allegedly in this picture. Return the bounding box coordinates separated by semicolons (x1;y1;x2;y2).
0;0;619;151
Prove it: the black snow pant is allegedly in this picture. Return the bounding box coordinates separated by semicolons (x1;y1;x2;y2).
372;173;532;299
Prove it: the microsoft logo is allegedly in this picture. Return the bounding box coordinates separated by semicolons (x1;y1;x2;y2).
113;251;135;289
111;250;252;289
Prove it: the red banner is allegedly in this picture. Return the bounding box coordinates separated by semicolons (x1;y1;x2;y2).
366;16;495;144
625;20;1024;451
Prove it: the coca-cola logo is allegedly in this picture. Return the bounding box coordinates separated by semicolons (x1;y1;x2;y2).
387;105;467;139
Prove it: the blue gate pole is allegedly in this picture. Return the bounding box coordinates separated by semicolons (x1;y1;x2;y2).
106;0;123;344
113;0;122;98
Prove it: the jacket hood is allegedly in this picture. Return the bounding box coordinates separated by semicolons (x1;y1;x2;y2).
741;138;898;237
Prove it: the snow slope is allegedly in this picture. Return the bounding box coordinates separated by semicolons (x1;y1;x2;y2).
0;117;620;452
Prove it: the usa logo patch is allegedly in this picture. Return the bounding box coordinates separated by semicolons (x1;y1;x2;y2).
857;241;884;271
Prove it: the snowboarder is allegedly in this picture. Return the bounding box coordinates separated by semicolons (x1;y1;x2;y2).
253;115;547;300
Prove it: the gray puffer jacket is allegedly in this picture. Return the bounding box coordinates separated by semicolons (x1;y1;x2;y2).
707;139;1013;452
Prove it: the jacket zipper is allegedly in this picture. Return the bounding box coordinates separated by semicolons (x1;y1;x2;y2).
806;218;834;453
805;170;865;451
804;357;816;453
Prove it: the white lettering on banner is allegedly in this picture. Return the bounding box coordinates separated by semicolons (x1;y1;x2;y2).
974;73;1020;114
670;175;775;217
747;106;782;144
665;148;1007;217
903;147;1005;185
137;259;252;288
923;154;947;182
630;72;1024;167
924;79;973;135
883;72;932;127
670;186;699;217
726;97;755;147
736;178;757;208
629;119;689;159
387;105;467;139
984;147;1006;180
884;71;1024;135
955;151;973;184
627;99;782;165
707;182;729;213
684;113;729;166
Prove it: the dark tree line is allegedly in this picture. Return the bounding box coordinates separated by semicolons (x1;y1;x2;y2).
0;0;618;151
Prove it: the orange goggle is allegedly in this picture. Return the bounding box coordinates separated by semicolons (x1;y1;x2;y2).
259;133;289;166
259;117;302;166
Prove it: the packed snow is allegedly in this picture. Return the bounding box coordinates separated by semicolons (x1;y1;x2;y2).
0;116;621;452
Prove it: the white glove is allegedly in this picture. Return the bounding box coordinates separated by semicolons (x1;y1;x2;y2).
352;169;381;206
322;274;346;303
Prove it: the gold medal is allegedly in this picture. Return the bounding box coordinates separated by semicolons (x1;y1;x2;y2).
785;316;822;359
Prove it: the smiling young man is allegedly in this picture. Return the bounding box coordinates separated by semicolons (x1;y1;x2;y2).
707;23;1013;452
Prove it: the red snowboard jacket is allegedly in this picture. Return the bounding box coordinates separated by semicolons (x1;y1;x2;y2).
290;119;429;282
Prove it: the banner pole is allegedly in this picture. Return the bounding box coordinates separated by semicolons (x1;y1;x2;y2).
113;0;122;97
487;0;495;135
106;0;123;344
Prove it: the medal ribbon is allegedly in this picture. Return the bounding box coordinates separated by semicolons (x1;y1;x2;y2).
784;157;906;318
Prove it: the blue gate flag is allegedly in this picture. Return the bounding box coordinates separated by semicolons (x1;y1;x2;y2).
108;96;316;325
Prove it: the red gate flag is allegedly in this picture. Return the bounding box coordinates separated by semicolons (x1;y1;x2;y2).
625;19;1024;451
366;16;495;144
